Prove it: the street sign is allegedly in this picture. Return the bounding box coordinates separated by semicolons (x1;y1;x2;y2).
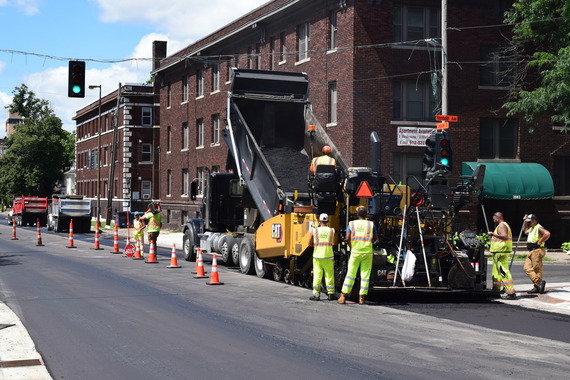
124;243;136;257
436;122;449;130
436;115;458;122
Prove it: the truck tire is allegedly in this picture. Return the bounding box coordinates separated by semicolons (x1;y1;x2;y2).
231;239;241;266
218;234;235;265
239;237;256;275
183;229;197;261
254;253;267;278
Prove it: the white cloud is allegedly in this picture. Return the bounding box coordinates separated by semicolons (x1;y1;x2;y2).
2;0;42;15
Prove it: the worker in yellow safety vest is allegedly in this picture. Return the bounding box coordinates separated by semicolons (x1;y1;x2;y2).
338;206;378;305
309;145;336;175
488;212;516;300
523;214;551;294
308;213;337;301
133;211;146;256
141;202;162;247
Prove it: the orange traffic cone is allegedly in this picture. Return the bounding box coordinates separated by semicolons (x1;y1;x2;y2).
193;249;208;278
206;253;224;285
112;223;120;254
133;238;144;260
92;221;104;250
167;244;181;268
67;219;76;248
145;240;158;264
36;219;44;246
11;218;18;240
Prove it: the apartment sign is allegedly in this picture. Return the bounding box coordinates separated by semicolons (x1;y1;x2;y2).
397;127;436;147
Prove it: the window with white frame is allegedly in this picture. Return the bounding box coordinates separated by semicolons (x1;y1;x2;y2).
141;180;152;200
280;32;287;62
142;107;152;126
298;22;310;61
270;37;276;70
393;80;437;121
212;114;220;145
196;70;204;98
166;126;172;152
330;11;338;50
166;170;172;196
182;168;189;196
197;167;205;197
182;76;188;102
256;44;261;69
212;64;220;92
182;122;189;150
328;81;338;125
479;118;517;159
141;143;152;162
196;118;204;148
393;5;440;44
167;83;172;108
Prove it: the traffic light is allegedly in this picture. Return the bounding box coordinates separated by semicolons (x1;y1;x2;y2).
68;61;86;98
423;133;436;173
436;131;452;171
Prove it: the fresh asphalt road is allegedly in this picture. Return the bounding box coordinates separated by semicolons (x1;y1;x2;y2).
1;222;570;380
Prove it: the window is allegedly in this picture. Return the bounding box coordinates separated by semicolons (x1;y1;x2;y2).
298;22;310;61
103;146;108;166
212;114;220;145
480;46;515;87
166;170;172;196
256;44;261;69
212;64;220;93
270;37;276;70
393;154;424;190
280;32;287;62
141;143;152;162
479;118;517;159
142;107;152;126
182;122;189;150
166;126;172;152
393;6;440;43
182;76;188;102
393;80;437;121
330;11;338;50
167;83;172;108
196;70;204;98
182;168;189;196
248;47;253;69
197;167;205;197
196;118;204;148
328;81;338;125
141;180;151;200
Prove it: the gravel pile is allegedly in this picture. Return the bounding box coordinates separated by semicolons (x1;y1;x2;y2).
262;146;310;193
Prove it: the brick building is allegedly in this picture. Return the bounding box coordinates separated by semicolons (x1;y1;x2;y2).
74;83;159;221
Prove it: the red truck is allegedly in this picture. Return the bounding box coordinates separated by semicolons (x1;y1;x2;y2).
10;196;49;226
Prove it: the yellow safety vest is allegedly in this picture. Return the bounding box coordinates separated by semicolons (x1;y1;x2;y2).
145;211;162;232
349;219;374;254
527;224;544;247
313;226;335;259
310;155;336;173
489;222;512;253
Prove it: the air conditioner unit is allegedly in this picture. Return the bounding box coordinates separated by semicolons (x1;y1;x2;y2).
142;194;151;200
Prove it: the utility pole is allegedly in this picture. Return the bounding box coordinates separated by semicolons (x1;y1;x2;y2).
441;0;448;115
105;83;121;227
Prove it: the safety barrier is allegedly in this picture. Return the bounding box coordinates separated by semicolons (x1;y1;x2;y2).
66;219;76;248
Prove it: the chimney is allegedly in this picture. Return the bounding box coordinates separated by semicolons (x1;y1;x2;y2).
152;41;167;71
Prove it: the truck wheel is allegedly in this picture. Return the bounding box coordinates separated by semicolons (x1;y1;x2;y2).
239;237;256;275
231;239;241;266
218;234;235;265
254;254;267;278
183;229;196;261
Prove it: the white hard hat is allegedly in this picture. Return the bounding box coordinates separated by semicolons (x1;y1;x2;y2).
319;213;329;222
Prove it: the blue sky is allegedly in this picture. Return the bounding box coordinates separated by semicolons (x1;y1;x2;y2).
0;0;268;136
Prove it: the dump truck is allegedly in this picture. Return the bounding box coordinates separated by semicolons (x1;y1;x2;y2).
47;195;92;233
11;196;49;227
183;68;491;296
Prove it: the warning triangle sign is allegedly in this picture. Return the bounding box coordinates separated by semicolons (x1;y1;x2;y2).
355;181;374;198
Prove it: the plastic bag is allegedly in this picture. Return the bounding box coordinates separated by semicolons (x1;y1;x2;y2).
402;250;416;282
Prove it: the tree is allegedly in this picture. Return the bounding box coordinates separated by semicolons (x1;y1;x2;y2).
503;0;570;131
0;85;75;197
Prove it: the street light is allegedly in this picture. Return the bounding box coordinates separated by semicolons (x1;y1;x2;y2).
88;85;102;225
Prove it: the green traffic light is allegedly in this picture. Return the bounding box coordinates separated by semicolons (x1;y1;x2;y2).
440;158;449;166
72;85;82;94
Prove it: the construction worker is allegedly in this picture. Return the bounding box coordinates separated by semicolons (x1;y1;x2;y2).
523;214;551;294
338;206;378;305
308;213;337;301
133;212;146;256
488;212;516;300
309;145;336;175
141;202;162;247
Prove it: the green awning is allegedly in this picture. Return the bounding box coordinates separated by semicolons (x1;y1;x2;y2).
462;162;554;200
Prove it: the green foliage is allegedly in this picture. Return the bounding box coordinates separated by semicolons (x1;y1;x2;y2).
0;85;74;197
562;242;570;251
504;0;570;130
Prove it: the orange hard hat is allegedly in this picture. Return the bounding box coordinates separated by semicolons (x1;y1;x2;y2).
322;145;332;154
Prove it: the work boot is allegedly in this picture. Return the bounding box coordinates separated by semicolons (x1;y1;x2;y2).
327;293;338;301
309;295;320;301
359;295;366;305
501;293;517;300
528;287;540;294
337;293;346;304
539;280;546;294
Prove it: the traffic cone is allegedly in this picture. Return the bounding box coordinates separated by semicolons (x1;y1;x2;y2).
133;238;144;260
112;223;120;254
167;244;181;268
36;219;44;246
67;219;76;248
193;249;208;278
145;240;159;264
11;218;18;240
206;253;224;285
91;221;104;250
